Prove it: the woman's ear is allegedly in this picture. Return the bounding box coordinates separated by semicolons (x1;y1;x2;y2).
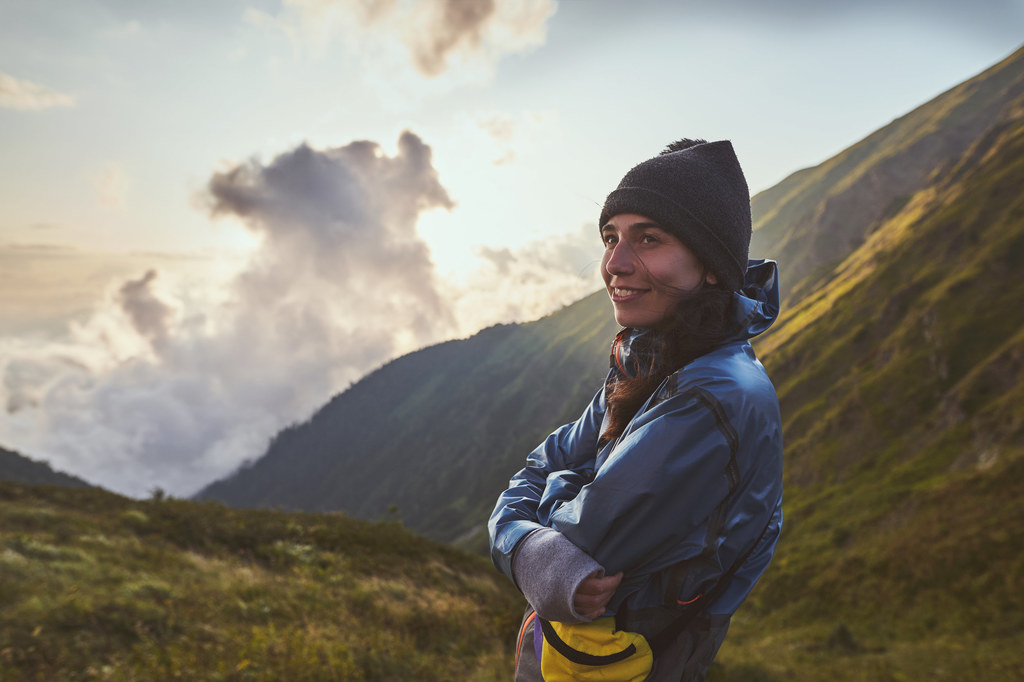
705;271;718;286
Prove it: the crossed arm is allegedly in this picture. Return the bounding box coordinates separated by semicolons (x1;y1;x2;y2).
490;385;733;622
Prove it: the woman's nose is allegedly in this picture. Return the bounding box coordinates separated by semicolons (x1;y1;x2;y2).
604;242;635;276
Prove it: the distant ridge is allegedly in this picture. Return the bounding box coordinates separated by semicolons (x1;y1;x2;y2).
0;444;93;489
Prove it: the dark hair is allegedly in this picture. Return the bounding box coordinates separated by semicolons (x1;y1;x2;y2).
600;285;734;444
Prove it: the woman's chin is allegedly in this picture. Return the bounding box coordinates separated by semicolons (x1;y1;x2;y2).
612;306;662;329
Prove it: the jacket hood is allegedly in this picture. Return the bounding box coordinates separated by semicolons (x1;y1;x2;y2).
727;258;779;342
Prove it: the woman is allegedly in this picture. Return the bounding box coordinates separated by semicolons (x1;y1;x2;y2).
488;139;783;681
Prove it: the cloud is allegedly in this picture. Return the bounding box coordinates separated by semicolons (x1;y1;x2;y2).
477;113;517;141
206;130;457;342
458;222;603;331
475;245;516;276
0;131;457;497
116;270;176;352
406;0;557;77
476;113;519;164
0;245;209;339
404;0;497;77
0;72;75;110
250;0;556;79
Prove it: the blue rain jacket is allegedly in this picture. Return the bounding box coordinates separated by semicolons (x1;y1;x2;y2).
489;260;783;616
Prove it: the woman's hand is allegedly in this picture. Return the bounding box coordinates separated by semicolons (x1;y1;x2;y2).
573;570;624;620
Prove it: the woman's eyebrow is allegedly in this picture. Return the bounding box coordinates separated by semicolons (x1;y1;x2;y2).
601;221;664;232
622;221;666;235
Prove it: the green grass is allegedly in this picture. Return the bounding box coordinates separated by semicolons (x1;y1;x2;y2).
719;107;1024;681
710;446;1024;681
0;483;524;682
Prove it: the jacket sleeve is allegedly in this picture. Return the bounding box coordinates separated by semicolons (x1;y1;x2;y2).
488;386;607;581
544;387;737;578
510;527;603;623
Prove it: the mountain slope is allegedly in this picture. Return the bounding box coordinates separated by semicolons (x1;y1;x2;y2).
750;46;1024;304
713;75;1024;681
198;291;620;547
0;444;93;488
757;94;1024;486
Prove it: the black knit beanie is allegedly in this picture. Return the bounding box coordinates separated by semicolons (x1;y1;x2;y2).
599;140;752;291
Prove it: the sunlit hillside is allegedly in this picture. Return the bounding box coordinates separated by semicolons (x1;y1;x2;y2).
716;62;1024;680
750;47;1024;304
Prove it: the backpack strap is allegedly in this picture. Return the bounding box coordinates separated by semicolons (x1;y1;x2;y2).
646;513;774;656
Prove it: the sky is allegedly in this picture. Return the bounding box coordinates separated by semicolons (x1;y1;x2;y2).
1;0;1022;497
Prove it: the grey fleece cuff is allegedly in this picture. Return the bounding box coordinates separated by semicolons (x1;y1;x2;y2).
511;527;603;624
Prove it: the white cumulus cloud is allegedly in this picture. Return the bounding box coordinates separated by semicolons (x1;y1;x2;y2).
0;131;457;497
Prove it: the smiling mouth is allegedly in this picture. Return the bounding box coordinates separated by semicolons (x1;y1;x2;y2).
610;287;647;299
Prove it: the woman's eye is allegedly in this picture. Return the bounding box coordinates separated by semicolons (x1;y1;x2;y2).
602;234;617;246
640;233;660;244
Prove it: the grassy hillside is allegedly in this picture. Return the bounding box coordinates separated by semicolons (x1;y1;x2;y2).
711;71;1024;681
198;290;621;549
0;482;524;681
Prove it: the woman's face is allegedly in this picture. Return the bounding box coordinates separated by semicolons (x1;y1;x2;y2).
601;213;715;329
